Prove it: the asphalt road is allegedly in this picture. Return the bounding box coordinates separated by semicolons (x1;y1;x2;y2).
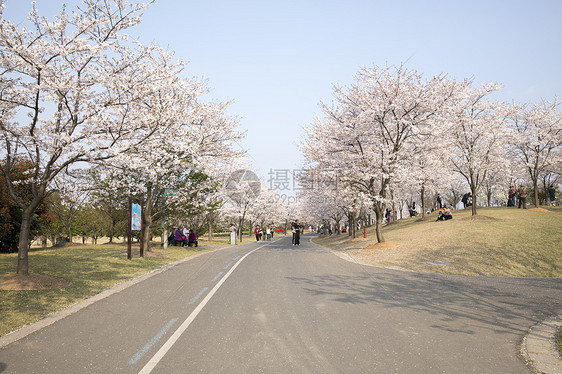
1;233;561;373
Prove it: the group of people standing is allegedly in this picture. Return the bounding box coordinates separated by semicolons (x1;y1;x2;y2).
508;185;528;208
254;225;275;242
230;222;307;245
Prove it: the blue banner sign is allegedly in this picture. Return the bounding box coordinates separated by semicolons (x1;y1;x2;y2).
131;203;141;231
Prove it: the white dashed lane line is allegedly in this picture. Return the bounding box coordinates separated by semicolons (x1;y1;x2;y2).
128;318;179;365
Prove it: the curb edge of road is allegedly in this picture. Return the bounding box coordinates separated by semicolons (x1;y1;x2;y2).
521;315;562;374
0;245;237;350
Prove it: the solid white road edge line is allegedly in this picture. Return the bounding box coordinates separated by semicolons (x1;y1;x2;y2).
137;239;279;374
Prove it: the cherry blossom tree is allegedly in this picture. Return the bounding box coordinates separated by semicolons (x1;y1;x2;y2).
510;99;562;207
446;84;512;215
89;171;127;243
246;186;286;230
102;75;242;253
0;0;182;274
407;139;455;217
303;66;466;242
47;170;92;243
222;168;262;243
296;169;350;234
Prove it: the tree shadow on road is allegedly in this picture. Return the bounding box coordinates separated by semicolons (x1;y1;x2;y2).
287;270;562;336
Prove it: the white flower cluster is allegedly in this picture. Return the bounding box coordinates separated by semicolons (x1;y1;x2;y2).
299;65;561;242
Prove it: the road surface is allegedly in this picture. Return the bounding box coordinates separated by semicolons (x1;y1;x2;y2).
1;234;561;373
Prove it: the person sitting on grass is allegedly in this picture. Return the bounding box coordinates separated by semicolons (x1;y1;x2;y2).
167;231;175;246
187;229;198;247
174;227;185;246
436;205;453;221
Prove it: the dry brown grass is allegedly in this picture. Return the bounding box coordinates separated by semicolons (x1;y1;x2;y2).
314;206;562;277
0;243;213;336
364;242;401;250
0;274;72;290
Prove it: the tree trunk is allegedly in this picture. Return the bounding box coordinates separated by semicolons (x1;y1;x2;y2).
533;180;540;208
208;220;214;241
108;218;116;243
65;224;73;245
471;185;478;216
238;215;245;243
142;187;153;253
389;189;396;223
541;178;547;206
373;202;385;243
352;213;357;238
17;207;34;274
420;186;426;218
162;228;168;249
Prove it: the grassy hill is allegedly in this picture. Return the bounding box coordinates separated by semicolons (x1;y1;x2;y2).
313;206;562;277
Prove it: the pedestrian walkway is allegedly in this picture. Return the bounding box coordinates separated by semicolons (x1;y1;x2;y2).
523;315;562;374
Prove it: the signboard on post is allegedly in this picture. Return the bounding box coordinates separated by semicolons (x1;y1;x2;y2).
131;203;142;231
164;189;178;197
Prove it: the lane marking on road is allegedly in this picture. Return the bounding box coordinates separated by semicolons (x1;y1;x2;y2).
211;272;223;282
223;261;233;270
128;318;178;365
137;240;278;374
188;287;209;305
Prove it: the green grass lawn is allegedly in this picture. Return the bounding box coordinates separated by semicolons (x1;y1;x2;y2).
314;206;562;277
0;242;221;337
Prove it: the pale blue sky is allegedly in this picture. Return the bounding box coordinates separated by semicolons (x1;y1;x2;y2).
4;0;561;187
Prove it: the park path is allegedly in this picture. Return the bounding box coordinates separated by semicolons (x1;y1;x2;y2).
0;234;561;373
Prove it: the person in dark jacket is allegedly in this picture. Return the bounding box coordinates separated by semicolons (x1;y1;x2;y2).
174;228;185;246
292;220;301;246
518;185;527;209
187;230;198;247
